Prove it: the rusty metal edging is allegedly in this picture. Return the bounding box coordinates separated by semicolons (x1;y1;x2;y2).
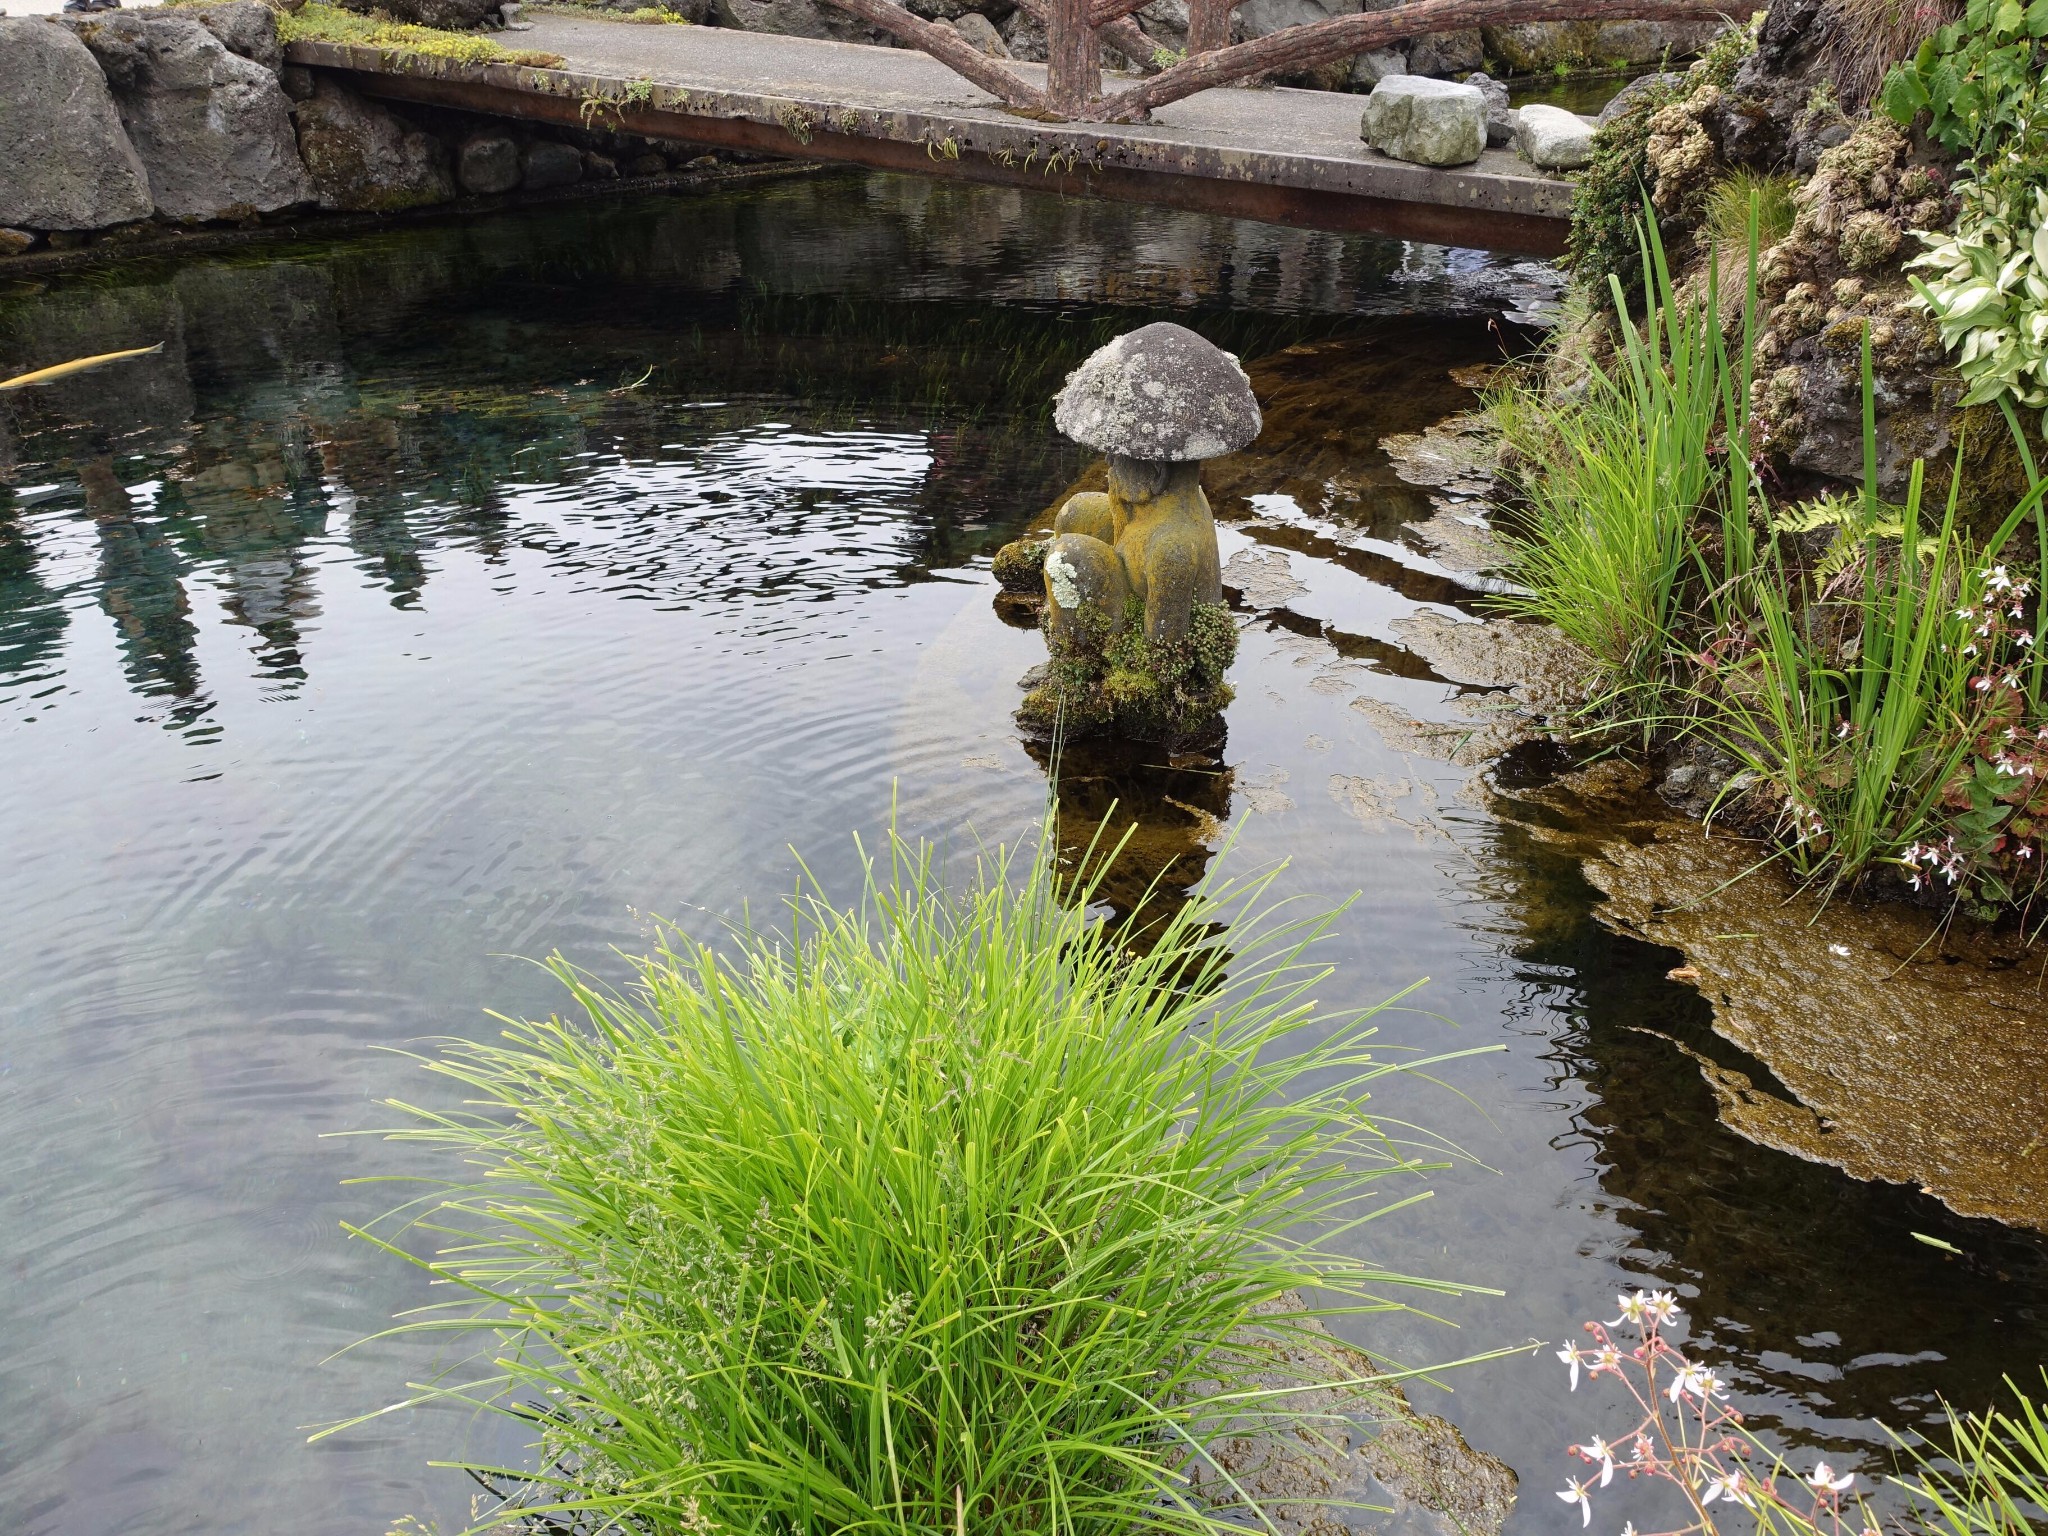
290;43;1572;255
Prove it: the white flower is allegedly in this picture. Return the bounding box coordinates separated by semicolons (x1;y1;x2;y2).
1829;943;1851;957
1574;1436;1617;1487
1807;1462;1855;1494
1642;1291;1681;1327
1558;1478;1593;1527
1702;1471;1754;1508
1667;1364;1724;1402
1557;1345;1584;1390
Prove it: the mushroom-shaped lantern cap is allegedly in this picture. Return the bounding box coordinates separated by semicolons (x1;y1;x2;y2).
1052;322;1261;461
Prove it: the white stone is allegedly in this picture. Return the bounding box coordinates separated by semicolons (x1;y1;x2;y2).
1360;75;1485;168
1515;102;1596;171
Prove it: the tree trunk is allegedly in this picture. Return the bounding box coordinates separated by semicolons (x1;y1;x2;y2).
1101;0;1724;118
1045;0;1103;116
1186;0;1232;52
1021;0;1162;74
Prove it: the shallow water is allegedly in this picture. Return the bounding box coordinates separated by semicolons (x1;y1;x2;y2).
2;171;2043;1536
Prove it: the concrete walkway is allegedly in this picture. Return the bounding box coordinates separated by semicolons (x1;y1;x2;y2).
291;14;1580;252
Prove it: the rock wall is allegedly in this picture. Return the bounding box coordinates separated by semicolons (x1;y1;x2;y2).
0;5;744;262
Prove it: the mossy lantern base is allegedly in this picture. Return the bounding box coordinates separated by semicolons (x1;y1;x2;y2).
1006;323;1260;745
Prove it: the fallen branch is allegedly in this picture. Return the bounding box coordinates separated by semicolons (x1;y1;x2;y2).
814;0;1050;112
1101;0;1729;118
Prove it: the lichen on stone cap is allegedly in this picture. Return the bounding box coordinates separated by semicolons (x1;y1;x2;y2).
1052;322;1261;461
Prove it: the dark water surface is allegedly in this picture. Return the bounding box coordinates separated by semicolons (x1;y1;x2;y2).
2;172;2041;1536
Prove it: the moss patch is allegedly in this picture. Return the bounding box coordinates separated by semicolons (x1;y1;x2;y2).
1021;599;1237;744
277;2;564;66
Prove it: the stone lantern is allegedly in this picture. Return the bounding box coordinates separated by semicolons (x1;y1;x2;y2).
1012;322;1261;743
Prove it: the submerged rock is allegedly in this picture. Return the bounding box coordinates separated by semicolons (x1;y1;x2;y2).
0;18;155;232
1361;76;1485;169
64;10;310;221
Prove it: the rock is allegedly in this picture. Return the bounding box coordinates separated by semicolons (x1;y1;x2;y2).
713;0;888;44
1237;0;1352;35
1348;46;1407;89
583;149;619;179
0;228;36;257
332;0;495;29
1405;26;1480;76
950;10;1008;54
1516;102;1594;169
991;535;1049;592
63;11;310;221
1053;321;1261;462
1597;68;1683;126
1361;75;1485;168
279;62;314;100
1464;69;1515;147
457;133;520;195
181;0;282;73
626;151;667;175
521;138;582;190
1481;20;1587;72
291;76;454;211
0;18;154;232
1590;17;1722;63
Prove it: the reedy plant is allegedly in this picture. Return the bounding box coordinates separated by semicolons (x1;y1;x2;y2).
330;825;1499;1536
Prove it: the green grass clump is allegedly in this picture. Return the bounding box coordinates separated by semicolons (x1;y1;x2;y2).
338;828;1484;1535
1703;169;1797;251
276;2;564;67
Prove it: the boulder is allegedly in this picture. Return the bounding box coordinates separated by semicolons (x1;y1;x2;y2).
332;0;496;29
1053;322;1261;462
1464;69;1515;147
0;18;154;232
950;10;1008;55
1481;20;1586;72
1238;0;1351;34
291;77;454;211
180;0;283;73
1590;17;1722;63
713;0;889;43
457;133;521;195
521;138;582;190
1405;27;1480;76
63;11;310;221
1361;75;1485;168
1349;47;1407;89
1597;68;1683;126
1515;102;1594;169
998;6;1046;58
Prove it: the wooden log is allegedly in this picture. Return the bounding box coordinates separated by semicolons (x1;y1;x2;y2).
1045;0;1103;115
814;0;1051;112
1186;0;1233;51
1099;0;1728;118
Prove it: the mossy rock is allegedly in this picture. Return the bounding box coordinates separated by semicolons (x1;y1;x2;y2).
990;534;1049;593
1020;598;1237;744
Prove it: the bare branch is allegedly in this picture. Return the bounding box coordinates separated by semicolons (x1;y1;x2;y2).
814;0;1051;112
1101;0;1728;118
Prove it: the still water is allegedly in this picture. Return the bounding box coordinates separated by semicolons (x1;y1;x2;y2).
1;171;2041;1536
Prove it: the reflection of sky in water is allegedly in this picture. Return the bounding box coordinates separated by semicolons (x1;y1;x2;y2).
2;174;2045;1536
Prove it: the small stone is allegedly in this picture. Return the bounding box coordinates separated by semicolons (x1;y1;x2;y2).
457;133;520;195
582;149;618;179
46;229;90;249
950;11;1008;56
627;151;667;176
521;138;582;190
1514;102;1594;170
0;228;35;256
1361;75;1485;168
1464;70;1514;148
991;536;1049;592
1348;46;1406;90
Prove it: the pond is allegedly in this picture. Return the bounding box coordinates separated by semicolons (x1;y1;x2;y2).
3;171;2045;1536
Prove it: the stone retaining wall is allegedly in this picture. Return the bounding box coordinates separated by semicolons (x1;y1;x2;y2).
0;5;743;260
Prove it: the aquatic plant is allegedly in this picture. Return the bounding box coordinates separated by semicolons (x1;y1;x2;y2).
336;826;1494;1535
1551;1289;1871;1536
1554;1292;2048;1536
